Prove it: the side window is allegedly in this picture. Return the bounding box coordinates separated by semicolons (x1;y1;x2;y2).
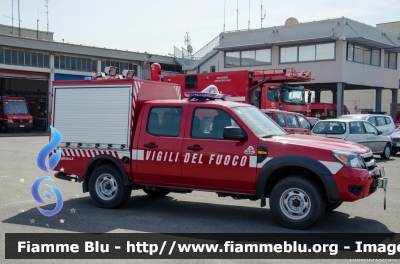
265;112;273;119
298;115;311;129
185;75;197;89
192;108;240;139
350;121;365;134
384;117;392;124
276;113;286;127
287;114;300;128
368;117;376;126
363;122;378;134
376;116;386;126
147;107;182;137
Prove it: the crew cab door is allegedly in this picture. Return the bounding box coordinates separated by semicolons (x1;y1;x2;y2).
181;106;258;191
135;103;187;184
286;114;303;134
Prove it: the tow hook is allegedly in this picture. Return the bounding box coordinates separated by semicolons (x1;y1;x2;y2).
377;167;388;210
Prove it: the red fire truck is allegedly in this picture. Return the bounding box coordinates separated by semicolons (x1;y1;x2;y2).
164;68;311;114
307;103;351;119
51;64;387;229
0;96;33;132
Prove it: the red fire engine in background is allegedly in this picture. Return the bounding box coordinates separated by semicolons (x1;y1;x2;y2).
307;102;350;119
27;99;47;130
164;68;312;115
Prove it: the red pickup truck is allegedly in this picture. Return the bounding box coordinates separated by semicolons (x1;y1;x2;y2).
51;68;387;230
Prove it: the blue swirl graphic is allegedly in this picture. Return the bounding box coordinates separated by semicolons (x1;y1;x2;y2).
37;126;62;172
31;176;64;217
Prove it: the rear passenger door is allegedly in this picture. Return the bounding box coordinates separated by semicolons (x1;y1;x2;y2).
347;121;368;147
286;114;303;134
363;121;384;153
135;104;186;184
297;115;312;135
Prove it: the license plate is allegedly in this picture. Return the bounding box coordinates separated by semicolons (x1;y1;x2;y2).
380;167;385;177
20;125;25;127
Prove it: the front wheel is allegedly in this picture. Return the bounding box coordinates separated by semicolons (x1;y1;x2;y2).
269;176;325;230
89;165;131;208
380;144;391;159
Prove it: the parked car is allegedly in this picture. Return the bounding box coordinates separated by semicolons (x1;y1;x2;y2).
262;109;312;135
311;119;392;159
389;127;400;155
337;114;395;135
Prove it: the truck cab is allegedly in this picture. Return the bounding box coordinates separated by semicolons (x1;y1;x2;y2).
0;96;33;132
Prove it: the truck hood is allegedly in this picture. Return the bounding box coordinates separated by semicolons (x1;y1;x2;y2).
266;134;371;155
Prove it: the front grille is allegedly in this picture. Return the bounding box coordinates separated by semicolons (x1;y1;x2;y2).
12;119;29;123
393;138;400;143
360;152;377;174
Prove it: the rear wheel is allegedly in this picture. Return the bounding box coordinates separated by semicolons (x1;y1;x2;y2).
0;123;6;133
89;165;131;208
269;176;325;229
143;189;170;197
325;201;343;212
380;144;391;159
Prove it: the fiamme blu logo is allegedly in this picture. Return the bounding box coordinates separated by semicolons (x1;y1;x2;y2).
31;126;63;217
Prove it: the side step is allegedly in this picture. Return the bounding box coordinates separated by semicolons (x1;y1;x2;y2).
54;172;82;183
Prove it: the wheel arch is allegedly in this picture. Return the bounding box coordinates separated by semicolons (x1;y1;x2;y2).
83;155;133;193
256;155;341;207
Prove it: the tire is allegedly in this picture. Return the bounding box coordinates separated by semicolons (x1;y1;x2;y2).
143;189;170;197
380;144;391;159
325;201;343;212
269;176;325;230
88;165;131;209
0;123;6;133
391;151;398;155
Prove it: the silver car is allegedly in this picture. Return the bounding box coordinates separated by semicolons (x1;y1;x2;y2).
311;119;392;159
338;114;395;135
389;127;400;155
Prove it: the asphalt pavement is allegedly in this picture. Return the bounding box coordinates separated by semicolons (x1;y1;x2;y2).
1;135;399;264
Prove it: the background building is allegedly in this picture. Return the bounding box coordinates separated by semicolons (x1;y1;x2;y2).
173;17;400;119
0;24;181;130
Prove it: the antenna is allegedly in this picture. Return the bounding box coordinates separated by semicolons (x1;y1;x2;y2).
237;0;239;31
248;0;250;30
261;0;266;28
18;0;20;36
37;7;39;39
44;0;50;32
184;32;193;54
223;0;226;32
12;0;14;34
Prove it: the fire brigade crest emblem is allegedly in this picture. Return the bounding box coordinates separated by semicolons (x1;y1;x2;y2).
244;146;255;155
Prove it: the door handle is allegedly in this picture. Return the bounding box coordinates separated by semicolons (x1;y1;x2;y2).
187;146;203;151
144;143;158;148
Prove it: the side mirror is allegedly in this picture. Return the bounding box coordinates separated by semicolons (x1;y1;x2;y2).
378;130;383;135
223;126;247;141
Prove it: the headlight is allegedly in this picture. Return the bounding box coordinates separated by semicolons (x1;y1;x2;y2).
332;150;366;169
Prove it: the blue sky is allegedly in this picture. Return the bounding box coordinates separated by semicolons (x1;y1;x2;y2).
0;0;399;56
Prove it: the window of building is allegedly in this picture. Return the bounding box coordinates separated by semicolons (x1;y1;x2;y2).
147;107;182;137
299;45;315;61
384;51;397;69
71;57;76;70
210;66;215;72
65;56;70;70
280;43;335;63
18;51;24;66
54;55;59;69
11;50;17;65
44;54;49;68
226;51;240;67
101;61;105;72
0;49;3;64
280;46;297;63
226;49;271;67
31;52;37;67
60;56;65;69
4;50;11;65
347;42;381;67
185;75;197;89
76;58;82;71
38;53;44;68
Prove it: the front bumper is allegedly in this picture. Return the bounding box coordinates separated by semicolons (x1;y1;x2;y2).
5;124;33;130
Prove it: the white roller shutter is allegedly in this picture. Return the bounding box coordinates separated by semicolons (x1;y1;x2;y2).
53;85;131;147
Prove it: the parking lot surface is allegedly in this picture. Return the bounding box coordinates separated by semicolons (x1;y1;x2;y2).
1;135;399;263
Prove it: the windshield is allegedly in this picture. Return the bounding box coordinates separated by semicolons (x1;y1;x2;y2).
3;102;29;114
232;106;287;137
312;121;346;134
282;85;306;106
